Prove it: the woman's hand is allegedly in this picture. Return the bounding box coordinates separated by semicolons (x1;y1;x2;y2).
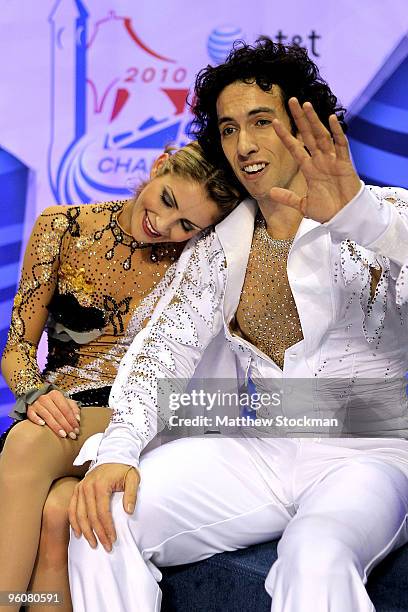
69;463;140;552
27;389;81;438
271;97;361;222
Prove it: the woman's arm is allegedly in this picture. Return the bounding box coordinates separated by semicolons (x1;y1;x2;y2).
1;206;80;434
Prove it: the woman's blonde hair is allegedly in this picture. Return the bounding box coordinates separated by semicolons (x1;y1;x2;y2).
154;141;242;219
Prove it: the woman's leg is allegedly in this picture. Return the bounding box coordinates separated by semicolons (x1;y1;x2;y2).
0;407;111;612
27;477;79;612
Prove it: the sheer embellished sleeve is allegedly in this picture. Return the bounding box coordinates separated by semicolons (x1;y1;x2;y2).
325;185;408;329
1;206;71;399
93;230;227;469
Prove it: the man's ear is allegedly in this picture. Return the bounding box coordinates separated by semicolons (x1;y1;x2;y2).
150;153;170;179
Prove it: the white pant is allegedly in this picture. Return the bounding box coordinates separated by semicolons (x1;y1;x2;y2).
68;436;408;611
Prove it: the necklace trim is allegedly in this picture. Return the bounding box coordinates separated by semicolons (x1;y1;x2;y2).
93;202;180;269
255;215;295;251
94;203;151;270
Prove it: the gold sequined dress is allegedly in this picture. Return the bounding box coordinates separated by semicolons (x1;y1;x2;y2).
1;201;183;420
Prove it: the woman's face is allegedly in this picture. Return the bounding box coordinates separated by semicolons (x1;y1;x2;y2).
128;161;222;244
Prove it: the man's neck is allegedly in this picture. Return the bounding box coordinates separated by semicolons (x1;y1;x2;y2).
257;173;307;240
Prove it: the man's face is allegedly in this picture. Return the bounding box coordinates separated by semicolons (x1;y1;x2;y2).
216;81;303;202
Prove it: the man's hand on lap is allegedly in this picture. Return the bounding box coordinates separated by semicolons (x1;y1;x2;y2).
68;462;140;552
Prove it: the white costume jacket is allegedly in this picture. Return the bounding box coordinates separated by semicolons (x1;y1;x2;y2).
86;184;408;470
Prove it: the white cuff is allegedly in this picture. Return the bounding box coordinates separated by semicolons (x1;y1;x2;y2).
324;182;392;248
93;424;144;469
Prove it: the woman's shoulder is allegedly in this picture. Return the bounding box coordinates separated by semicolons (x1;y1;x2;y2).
82;199;134;229
37;199;130;220
80;199;130;214
34;203;82;230
35;200;131;233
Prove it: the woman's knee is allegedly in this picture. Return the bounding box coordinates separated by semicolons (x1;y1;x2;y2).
42;478;78;538
1;420;56;463
0;421;62;489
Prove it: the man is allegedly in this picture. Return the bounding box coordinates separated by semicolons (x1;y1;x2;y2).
68;39;408;611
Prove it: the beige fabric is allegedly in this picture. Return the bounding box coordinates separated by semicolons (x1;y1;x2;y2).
232;214;303;369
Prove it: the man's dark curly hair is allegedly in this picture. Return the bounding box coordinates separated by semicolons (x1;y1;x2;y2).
191;37;346;185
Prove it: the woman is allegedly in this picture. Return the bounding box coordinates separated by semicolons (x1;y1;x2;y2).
0;141;241;612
